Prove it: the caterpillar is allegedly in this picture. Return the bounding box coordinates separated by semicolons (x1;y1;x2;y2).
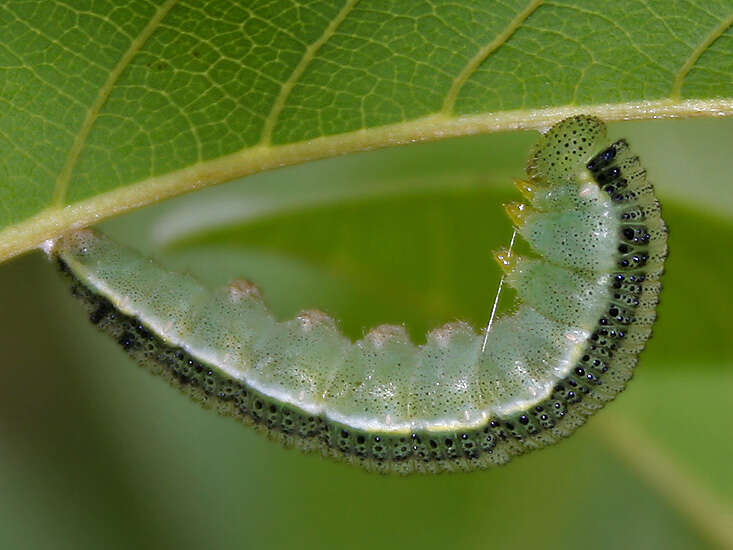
49;115;667;474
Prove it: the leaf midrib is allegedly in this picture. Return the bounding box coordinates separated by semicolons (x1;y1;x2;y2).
5;97;733;265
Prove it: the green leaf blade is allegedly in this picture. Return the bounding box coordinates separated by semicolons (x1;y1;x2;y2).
1;0;733;261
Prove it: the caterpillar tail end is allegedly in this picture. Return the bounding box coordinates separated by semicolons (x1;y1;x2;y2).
48;228;105;265
40;228;100;259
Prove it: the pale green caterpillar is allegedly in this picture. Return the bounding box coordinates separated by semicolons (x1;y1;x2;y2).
50;116;667;474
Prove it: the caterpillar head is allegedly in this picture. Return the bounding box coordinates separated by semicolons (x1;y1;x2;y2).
503;116;621;273
527;115;607;188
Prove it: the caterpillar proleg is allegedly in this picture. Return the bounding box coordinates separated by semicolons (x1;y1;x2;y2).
50;116;667;474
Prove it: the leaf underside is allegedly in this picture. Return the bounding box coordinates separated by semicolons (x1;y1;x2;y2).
1;0;732;260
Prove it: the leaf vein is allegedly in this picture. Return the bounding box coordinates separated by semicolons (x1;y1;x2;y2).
259;0;362;146
51;0;180;207
441;0;544;115
545;2;672;84
672;9;733;100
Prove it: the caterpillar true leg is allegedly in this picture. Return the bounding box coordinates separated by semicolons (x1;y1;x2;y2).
482;228;516;353
49;116;668;474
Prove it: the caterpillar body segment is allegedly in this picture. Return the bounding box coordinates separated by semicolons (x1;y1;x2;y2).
52;116;667;474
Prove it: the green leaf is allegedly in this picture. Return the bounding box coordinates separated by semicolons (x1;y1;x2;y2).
2;0;733;261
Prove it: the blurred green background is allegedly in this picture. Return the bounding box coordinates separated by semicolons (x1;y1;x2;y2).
1;118;731;549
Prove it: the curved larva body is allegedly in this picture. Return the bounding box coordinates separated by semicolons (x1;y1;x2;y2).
52;116;667;474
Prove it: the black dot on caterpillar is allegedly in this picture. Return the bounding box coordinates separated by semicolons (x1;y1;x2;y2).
48;115;668;474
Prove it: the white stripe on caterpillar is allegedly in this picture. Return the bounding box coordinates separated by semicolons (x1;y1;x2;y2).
50;115;668;474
